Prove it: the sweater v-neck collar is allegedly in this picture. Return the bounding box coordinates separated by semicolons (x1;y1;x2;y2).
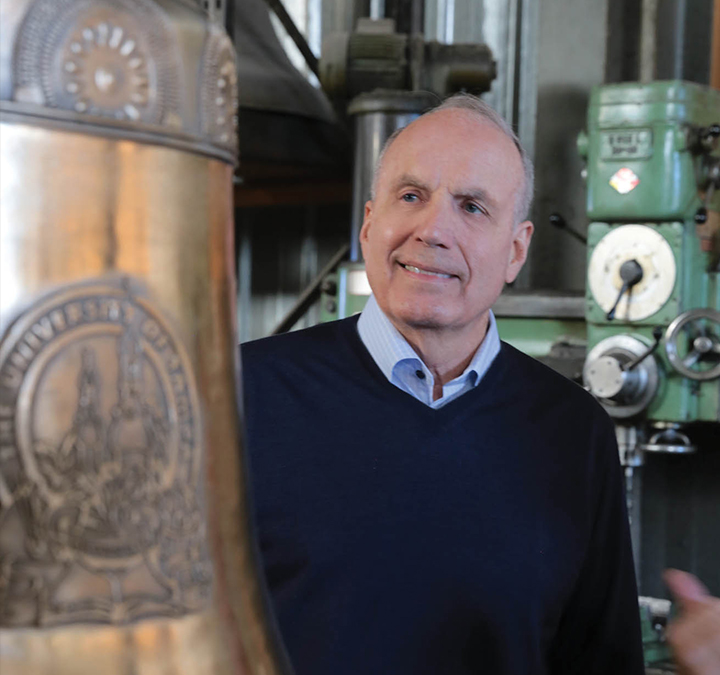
356;295;501;409
339;315;510;418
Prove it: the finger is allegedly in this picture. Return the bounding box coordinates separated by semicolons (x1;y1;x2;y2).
664;569;710;611
666;603;720;674
667;602;720;648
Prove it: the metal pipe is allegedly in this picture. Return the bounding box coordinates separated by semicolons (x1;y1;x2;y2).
410;0;423;36
616;425;643;587
672;0;687;80
712;0;720;90
625;466;643;589
370;0;385;20
640;0;658;83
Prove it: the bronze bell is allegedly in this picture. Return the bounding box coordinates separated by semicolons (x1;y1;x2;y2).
0;1;290;673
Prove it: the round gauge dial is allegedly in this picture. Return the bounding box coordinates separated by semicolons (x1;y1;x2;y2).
588;225;676;321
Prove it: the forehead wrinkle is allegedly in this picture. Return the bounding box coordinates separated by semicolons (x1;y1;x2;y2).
381;114;522;219
389;173;433;193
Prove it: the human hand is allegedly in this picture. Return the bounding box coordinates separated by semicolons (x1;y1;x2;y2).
664;569;720;675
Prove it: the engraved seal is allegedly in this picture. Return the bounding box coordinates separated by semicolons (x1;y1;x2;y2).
0;278;210;627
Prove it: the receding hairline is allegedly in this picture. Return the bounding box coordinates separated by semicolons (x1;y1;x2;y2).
370;94;535;225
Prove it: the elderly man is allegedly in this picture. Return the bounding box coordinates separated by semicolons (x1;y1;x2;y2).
241;94;644;674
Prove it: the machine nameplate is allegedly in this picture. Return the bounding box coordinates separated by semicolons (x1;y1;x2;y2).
600;129;653;160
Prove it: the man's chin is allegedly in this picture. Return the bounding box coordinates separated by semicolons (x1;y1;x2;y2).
390;306;456;331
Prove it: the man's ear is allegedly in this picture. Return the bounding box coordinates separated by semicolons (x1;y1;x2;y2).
505;220;534;284
359;200;373;248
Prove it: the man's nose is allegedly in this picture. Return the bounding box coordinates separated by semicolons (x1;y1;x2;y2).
413;197;455;249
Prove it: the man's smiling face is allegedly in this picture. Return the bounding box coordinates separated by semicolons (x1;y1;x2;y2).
360;108;533;338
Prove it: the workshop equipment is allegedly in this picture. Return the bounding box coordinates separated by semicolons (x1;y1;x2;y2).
578;81;720;450
0;1;290;674
319;16;496;123
577;80;720;668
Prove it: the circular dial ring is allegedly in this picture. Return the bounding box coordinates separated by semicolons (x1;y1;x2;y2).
588;225;676;321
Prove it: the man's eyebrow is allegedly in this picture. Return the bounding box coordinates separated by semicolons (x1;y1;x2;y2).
455;187;498;212
390;175;500;213
391;174;431;193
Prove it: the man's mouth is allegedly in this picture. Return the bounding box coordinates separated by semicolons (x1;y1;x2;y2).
399;262;454;279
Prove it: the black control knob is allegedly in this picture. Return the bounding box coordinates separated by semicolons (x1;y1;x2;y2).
701;124;720;139
695;206;708;224
321;279;338;296
697;124;720;153
606;259;644;321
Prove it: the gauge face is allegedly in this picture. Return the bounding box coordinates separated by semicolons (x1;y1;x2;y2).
588;224;677;321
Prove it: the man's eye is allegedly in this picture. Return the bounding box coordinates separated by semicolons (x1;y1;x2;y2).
401;193;419;203
464;202;484;215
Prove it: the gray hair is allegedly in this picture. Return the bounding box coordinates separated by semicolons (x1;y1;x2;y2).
370;93;535;225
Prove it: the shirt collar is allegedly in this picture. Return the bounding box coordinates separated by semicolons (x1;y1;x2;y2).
357;294;500;388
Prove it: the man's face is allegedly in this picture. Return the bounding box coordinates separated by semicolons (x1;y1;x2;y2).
360;108;533;337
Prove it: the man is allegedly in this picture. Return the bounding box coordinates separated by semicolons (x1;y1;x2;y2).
242;94;644;674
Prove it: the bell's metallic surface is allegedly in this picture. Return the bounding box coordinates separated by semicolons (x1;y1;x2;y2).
0;1;290;674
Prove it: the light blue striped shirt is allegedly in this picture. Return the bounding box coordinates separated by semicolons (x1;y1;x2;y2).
357;295;501;409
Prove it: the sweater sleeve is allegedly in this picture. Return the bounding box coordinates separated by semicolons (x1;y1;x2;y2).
547;413;645;675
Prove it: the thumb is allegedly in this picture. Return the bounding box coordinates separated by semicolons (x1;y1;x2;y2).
664;569;710;612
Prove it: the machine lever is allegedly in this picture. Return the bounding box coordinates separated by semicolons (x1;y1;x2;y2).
624;326;664;371
549;212;588;245
606;259;644;321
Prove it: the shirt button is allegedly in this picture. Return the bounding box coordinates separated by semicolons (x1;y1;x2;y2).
415;370;425;380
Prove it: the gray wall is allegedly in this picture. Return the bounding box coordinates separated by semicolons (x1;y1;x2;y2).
517;0;609;292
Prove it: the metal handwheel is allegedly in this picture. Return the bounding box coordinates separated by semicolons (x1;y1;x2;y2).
664;308;720;381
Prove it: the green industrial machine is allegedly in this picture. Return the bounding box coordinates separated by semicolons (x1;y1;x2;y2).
576;81;719;672
579;81;720;446
577;82;720;670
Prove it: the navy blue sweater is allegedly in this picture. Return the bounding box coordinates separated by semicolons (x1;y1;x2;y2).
241;317;644;675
